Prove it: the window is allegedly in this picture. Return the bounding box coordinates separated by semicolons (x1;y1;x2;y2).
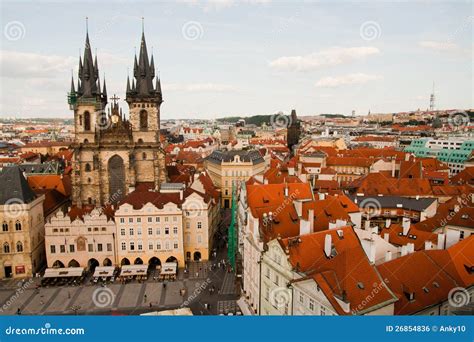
299;292;304;304
84;111;91;131
274;274;279;286
120;218;125;224
121;228;125;236
85;163;91;172
137;218;141;223
3;242;9;253
130;242;135;251
148;228;153;235
88;244;93;252
265;267;270;279
165;228;169;235
156;217;160;223
165;241;170;250
138;242;143;251
174;242;178;249
173;227;178;235
197;222;202;229
137;228;142;235
139;110;148;130
121;242;126;251
197;235;202;243
15;221;21;231
309;299;315;311
165;217;169;222
50;245;56;254
320;306;326;316
129;228;134;235
148;242;153;250
2;222;8;232
107;243;112;252
97;244;103;252
129;218;133;223
60;245;66;253
69;244;75;253
186;222;190;229
156;228;160;235
156;242;161;250
265;286;270;301
148;217;152;223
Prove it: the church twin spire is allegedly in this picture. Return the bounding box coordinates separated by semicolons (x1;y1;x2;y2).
70;18;161;108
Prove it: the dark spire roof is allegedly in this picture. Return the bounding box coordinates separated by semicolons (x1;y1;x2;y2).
102;77;107;99
78;31;99;97
126;22;162;102
0;166;36;205
70;74;76;93
156;76;161;94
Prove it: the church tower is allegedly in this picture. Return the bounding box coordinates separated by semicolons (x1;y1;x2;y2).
68;20;167;209
125;24;167;186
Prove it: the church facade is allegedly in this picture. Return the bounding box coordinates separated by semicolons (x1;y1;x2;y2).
68;29;167;207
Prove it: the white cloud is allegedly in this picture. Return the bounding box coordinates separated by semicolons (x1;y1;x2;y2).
419;40;458;51
164;82;239;92
0;50;75;79
315;73;381;88
269;46;380;72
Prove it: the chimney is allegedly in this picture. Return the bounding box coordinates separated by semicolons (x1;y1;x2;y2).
324;234;332;258
401;245;408;256
295;201;302;217
180;190;183;201
391;159;396;178
284;184;289;197
299;219;311;236
407;243;415;254
361;238;376;264
384;233;390;242
308;208;314;232
385;218;391;228
385;251;392;262
437;233;445;250
364;220;370;230
264;178;268;185
318;193;325;200
424;241;432;250
402;217;410;235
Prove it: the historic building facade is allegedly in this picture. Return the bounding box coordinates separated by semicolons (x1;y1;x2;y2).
0;167;46;278
68;29;166;207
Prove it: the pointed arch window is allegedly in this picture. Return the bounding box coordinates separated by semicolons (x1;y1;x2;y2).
3;242;10;253
85;163;92;172
139;110;148;130
142;152;147;160
84;111;91;131
2;222;8;232
16;241;23;253
15;221;21;231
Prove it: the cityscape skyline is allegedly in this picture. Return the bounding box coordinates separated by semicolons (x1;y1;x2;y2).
0;1;472;119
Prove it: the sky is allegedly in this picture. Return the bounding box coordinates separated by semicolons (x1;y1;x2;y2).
0;0;472;120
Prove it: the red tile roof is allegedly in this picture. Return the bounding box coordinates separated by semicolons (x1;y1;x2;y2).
377;237;474;315
281;226;396;315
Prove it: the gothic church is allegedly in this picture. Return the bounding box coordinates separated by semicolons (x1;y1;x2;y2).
68;26;167;207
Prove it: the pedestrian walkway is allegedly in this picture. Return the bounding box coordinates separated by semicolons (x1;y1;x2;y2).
187;261;209;279
217;300;240;315
220;272;235;295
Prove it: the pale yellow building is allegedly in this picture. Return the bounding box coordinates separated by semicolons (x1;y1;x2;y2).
205;150;266;208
